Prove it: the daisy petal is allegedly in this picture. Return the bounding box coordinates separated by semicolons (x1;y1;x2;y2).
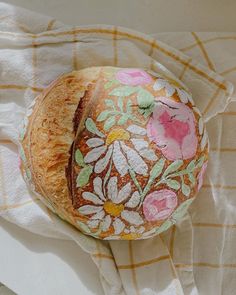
121;210;144;225
114;182;131;204
142;228;156;237
113;218;125;235
166;85;175;97
201;129;208;151
87;219;99;228
139;149;158;161
82;192;104;205
102;215;112;231
86;138;104;148
108;176;118;201
94;145;113;174
127;125;146;135
91;210;105;220
78;205;102;215
126;191;141;208
198;118;204;135
121;142;148;175
93;177;106;201
131;138;148;151
137;226;145;234
113;141;128;176
84;146;107;163
177;89;189;104
153;79;166;91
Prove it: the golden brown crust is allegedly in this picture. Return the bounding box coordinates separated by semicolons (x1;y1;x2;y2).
21;67;101;226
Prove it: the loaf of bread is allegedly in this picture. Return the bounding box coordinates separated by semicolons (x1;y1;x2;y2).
19;66;209;240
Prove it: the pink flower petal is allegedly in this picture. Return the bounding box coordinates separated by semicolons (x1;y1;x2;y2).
116;68;152;86
143;189;178;222
197;162;208;191
147;97;198;160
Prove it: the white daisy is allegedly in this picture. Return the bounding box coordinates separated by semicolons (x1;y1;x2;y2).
78;176;144;235
84;124;157;177
153;78;194;105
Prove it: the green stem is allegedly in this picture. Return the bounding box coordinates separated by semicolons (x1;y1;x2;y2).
128;168;143;196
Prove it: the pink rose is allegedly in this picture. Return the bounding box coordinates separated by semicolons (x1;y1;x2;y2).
116;68;152;86
147;97;198;160
143;189;177;221
197;161;208;191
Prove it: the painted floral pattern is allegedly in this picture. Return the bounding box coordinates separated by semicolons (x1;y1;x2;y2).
71;67;209;240
143;189;177;221
116;68;152;86
147;97;198;160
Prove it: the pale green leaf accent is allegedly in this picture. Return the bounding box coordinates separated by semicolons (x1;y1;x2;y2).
172;198;194;220
97;110;111;122
85;118;105;137
196;155;205;168
77;220;91;234
75;148;85;167
182;182;191;197
109;86;137;97
143;158;165;196
105;99;115;107
155;220;173;235
138;104;155;118
137;88;155;109
118;114;129;125
188;173;195;185
163;160;184;177
104;80;117;89
26;168;32;180
129;168;142;196
117;97;124;112
186;160;195;172
76;165;93;187
126;99;132;113
104;116;116;130
165;179;180;190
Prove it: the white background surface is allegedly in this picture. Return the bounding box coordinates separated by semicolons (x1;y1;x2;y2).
2;0;236;33
1;0;236;294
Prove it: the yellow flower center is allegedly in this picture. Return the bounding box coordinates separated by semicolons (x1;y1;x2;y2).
106;128;130;145
121;233;141;240
104;201;124;217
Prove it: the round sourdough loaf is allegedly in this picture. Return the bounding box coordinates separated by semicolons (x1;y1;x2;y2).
19;66;209;240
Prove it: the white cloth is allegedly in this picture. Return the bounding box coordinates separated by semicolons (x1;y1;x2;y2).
0;2;235;295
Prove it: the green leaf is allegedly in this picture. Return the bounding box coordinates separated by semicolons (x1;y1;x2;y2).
75;149;85;167
165;179;180;190
104;80;116;89
117;97;124;112
76;165;93;188
196;155;205;168
150;158;165;180
104;116;116;130
143;158;165;196
186;160;195;172
118;114;129;125
105;99;115;107
182;182;191;197
172;198;194;220
188;173;195;185
138;103;155;118
109;86;137;97
137;88;154;109
163;160;184;177
77;220;91;234
97;110;111;122
155;220;173;235
126;99;132;113
85;118;105;137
